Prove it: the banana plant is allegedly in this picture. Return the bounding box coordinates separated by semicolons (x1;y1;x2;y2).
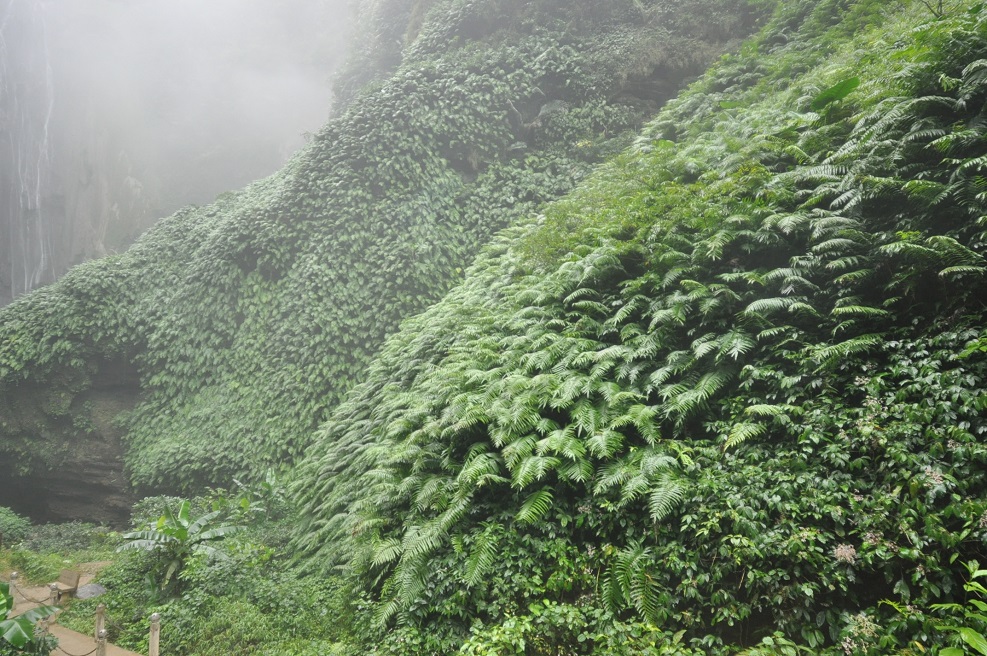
1;581;57;654
117;500;242;594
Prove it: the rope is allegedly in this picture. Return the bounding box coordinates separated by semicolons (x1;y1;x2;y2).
34;619;101;656
102;614;127;632
8;579;54;605
52;643;100;656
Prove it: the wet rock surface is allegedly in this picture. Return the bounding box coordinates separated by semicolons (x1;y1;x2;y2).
76;583;107;600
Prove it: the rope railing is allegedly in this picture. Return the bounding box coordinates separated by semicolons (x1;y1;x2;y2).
51;639;102;656
7;571;56;605
7;573;162;655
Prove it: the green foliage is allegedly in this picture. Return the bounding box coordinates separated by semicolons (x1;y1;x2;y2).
61;513;352;656
118;500;242;594
4;551;64;585
0;0;762;494
0;509;29;547
292;0;987;653
810;76;861;111
932;562;987;655
0;582;57;654
16;522;114;558
8;0;987;653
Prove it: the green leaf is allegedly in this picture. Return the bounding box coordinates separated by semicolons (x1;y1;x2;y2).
957;626;987;655
810;77;860;111
1;618;34;649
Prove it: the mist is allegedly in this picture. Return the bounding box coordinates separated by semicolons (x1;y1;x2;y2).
0;0;354;305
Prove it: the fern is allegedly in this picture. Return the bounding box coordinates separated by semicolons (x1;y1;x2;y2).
516;488;554;523
511;454;561;488
648;473;687;522
940;265;987;277
586;429;625;459
371;538;404;568
605;542;663;623
463;523;503;587
811;334;883;370
723;421;766;451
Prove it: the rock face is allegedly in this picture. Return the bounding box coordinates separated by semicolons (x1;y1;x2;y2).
0;359;138;526
0;0;348;309
42;413;136;526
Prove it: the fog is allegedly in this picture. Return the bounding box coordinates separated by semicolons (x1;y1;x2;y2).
0;0;354;305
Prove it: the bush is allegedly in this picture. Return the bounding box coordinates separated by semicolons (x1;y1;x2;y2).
129;496;211;529
0;508;30;546
18;522;114;556
5;550;64;585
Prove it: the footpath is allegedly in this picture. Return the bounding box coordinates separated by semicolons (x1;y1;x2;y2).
7;565;142;656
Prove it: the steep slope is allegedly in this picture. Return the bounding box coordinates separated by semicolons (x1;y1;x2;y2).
0;0;760;518
295;0;987;652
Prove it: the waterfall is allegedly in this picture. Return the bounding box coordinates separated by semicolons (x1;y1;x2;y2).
0;0;56;306
0;0;346;308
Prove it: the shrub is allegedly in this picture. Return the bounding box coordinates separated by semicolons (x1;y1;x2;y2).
5;550;63;585
0;508;30;546
18;522;114;556
129;496;211;529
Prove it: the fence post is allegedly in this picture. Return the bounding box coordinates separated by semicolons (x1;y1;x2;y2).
95;603;106;642
96;628;107;656
149;612;161;656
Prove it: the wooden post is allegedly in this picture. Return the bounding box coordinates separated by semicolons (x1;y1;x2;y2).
95;603;106;642
96;628;107;656
149;612;161;656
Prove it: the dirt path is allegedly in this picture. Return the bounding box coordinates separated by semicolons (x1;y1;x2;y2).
6;566;143;656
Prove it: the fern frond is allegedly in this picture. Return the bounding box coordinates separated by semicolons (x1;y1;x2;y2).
939;265;986;277
719;329;756;361
371;538;404;568
517;488;554;523
744;296;799;316
724;422;766;451
511;454;561;487
648;474;687;522
811;334;882;369
745;404;800;417
830;305;889;318
464;524;502;587
586;429;625;459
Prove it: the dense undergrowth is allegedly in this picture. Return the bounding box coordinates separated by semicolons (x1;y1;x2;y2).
0;0;759;493
292;0;987;652
2;491;354;656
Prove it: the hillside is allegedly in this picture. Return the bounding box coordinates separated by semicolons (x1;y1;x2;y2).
0;0;759;521
4;0;987;652
293;0;987;652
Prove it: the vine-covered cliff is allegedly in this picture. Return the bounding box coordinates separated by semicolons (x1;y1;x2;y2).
0;0;760;519
293;0;987;652
5;0;987;652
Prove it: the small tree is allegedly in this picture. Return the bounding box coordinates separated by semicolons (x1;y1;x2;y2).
117;500;242;594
